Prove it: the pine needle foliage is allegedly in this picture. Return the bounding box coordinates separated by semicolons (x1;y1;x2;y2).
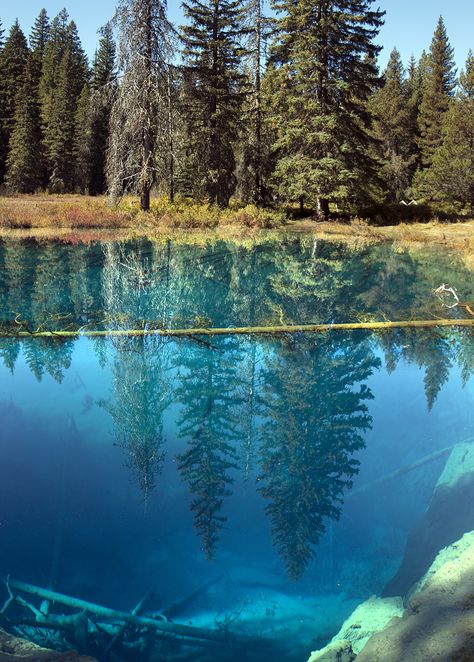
268;0;385;218
179;0;248;207
417;16;457;168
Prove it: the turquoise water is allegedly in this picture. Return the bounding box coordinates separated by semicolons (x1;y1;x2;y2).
0;237;473;661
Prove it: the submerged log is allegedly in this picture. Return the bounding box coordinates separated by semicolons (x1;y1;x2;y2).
162;576;222;620
348;444;459;498
4;579;261;648
1;318;474;338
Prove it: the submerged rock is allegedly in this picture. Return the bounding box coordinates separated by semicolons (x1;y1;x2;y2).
307;530;474;661
0;629;97;661
383;441;474;597
307;596;404;661
357;530;474;661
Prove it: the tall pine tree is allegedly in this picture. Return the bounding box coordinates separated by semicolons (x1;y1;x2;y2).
90;25;116;195
180;0;247;207
417;16;456;168
415;52;474;210
370;48;413;200
74;83;93;193
46;45;82;191
5;58;42;192
237;0;271;204
269;0;385;218
40;12;88;191
0;21;29;183
23;10;51;188
29;9;50;56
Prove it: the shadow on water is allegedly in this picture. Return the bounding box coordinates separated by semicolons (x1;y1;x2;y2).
0;237;473;660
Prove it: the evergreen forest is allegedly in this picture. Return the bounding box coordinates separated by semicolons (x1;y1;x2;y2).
0;2;473;218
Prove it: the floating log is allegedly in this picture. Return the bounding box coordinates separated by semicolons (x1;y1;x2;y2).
1;318;474;339
5;579;259;647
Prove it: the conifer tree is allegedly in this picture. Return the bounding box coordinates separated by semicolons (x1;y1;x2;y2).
29;9;50;55
74;83;93;193
5;59;42;192
46;46;80;191
180;0;247;207
39;9;71;145
417;16;456;168
90;25;116;195
23;10;51;188
237;0;271;204
269;0;384;218
370;49;413;200
415;52;474;210
40;11;88;190
0;19;4;50
404;53;427;174
0;21;29;182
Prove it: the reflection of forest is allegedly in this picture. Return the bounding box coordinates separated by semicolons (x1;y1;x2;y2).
0;238;473;576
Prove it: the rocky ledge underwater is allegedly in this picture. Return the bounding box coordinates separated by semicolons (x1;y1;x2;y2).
309;440;474;662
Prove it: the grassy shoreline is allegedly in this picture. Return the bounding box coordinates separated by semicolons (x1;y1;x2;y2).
0;194;473;265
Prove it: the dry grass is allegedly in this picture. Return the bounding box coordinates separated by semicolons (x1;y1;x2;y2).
0;194;285;232
0;194;132;230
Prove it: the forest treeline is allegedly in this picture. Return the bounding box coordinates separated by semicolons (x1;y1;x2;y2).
0;1;473;218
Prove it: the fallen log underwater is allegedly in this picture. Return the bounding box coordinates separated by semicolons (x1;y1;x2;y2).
0;578;268;656
0;317;474;338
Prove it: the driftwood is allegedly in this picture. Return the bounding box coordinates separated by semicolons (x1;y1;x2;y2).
0;318;474;339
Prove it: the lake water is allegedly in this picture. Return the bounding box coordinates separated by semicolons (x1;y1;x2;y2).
0;236;473;661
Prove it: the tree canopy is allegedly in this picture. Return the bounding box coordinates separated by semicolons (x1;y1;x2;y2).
0;6;472;215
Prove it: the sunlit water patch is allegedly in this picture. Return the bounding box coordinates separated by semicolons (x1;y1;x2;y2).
0;237;473;661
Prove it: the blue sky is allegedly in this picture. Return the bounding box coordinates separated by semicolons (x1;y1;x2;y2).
1;0;473;71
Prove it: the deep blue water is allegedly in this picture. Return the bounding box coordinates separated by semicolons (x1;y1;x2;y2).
0;237;473;661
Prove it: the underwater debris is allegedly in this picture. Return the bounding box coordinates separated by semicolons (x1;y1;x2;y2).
0;578;268;660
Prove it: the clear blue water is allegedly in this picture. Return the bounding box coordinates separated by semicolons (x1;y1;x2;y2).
0;237;473;661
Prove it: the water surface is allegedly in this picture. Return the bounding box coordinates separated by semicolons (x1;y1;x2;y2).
0;237;473;661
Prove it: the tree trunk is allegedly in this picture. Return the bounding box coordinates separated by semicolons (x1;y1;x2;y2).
254;0;262;205
140;0;153;212
299;196;304;217
140;185;150;212
168;72;175;203
320;197;330;221
208;0;219;206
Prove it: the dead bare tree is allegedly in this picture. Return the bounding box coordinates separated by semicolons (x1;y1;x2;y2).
107;0;175;210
